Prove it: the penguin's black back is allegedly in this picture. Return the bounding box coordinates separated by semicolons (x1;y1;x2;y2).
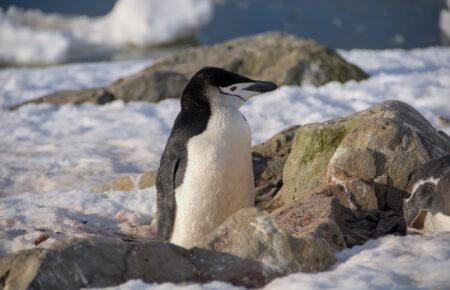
155;87;211;241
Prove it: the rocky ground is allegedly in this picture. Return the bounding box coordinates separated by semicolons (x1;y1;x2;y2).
1;33;449;290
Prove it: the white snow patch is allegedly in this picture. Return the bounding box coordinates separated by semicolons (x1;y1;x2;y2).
0;59;152;108
0;100;179;196
0;0;213;65
91;280;244;290
0;187;157;256
90;233;450;290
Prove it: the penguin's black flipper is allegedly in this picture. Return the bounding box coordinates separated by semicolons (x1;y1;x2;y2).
155;152;186;241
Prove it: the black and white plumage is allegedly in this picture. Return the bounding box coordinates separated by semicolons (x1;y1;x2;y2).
404;154;450;234
155;67;277;248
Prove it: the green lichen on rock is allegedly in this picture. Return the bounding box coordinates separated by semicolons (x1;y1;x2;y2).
270;100;450;210
272;122;352;206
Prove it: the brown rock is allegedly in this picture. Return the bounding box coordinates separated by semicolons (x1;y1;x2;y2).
272;185;406;248
198;207;336;275
92;170;156;193
271;185;348;251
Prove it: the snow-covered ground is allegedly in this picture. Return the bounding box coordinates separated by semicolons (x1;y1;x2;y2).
0;47;449;289
0;0;212;65
1;47;449;197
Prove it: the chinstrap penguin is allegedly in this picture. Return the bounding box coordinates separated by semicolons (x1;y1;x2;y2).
155;67;277;248
404;154;450;234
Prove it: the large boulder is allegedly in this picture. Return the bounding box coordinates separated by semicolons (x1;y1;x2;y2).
9;32;368;110
0;237;273;290
269;101;450;215
198;207;335;275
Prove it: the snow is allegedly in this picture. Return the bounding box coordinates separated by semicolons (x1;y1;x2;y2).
93;233;450;290
0;187;157;256
0;0;213;65
0;47;449;197
92;281;244;290
0;60;152;108
0;47;449;289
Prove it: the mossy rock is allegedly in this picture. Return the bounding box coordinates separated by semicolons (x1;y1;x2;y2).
269;100;450;210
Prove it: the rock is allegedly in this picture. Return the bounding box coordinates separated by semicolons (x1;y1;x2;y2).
92;170;156;192
271;185;348;251
9;32;368;110
0;237;272;290
198;207;336;275
270;101;450;215
253;125;300;207
404;154;450;234
271;185;405;249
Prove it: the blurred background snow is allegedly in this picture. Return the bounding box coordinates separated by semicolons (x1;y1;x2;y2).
0;0;449;66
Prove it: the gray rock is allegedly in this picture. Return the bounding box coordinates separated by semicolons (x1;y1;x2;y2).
0;237;272;290
270;101;450;215
9;32;368;110
198;207;336;276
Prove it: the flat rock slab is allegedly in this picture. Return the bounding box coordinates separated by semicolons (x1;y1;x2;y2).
9;32;368;110
0;237;271;290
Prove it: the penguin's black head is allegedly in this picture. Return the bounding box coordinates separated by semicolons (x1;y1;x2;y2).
404;181;436;228
181;67;277;110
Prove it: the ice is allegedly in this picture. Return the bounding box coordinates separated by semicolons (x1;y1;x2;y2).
0;0;213;65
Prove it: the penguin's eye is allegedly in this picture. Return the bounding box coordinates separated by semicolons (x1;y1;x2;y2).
230;86;237;91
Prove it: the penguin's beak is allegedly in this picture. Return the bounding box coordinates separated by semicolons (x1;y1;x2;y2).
244;81;277;94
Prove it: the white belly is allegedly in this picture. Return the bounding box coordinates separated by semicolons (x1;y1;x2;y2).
170;109;255;248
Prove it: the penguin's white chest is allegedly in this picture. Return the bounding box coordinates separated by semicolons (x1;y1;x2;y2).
170;109;255;248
